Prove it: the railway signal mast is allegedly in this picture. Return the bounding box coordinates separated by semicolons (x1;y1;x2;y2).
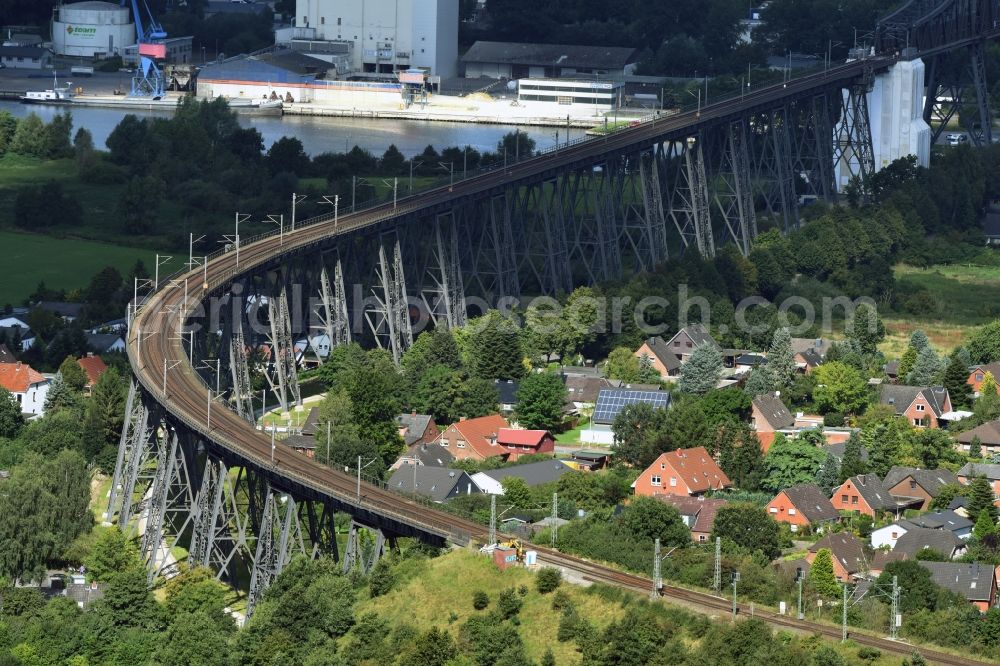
125;0;168;97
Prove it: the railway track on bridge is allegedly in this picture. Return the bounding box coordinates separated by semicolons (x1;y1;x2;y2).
127;53;995;665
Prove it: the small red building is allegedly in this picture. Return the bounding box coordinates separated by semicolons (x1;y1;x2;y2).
497;428;555;461
879;385;952;429
766;483;839;532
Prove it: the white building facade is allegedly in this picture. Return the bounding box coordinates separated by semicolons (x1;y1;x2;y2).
292;0;458;77
51;1;136;58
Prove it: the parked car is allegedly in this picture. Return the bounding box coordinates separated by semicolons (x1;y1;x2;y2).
947;133;968;145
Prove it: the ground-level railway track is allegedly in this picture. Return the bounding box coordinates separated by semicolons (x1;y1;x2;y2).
130;54;989;664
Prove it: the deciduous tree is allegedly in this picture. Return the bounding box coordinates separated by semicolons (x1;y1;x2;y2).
58;356;88;392
711;503;781;560
761;433;827;493
813;362;869;415
514;372;566;430
0;387;24;439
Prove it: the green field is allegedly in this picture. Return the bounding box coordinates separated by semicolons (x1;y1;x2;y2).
881;262;1000;356
0;230;167;305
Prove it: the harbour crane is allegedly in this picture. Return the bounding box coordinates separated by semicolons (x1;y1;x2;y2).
123;0;167;97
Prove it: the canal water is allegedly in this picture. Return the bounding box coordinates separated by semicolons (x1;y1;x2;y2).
0;101;587;158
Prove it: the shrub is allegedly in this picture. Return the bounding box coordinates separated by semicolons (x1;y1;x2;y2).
472;590;489;610
496;587;523;619
551;589;572;610
536;567;562;594
823;412;845;427
857;646;881;664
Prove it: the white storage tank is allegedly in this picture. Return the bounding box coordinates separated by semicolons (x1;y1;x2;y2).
51;1;136;58
524;550;538;566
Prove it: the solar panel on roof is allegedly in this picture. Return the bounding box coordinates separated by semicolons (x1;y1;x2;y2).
592;389;669;424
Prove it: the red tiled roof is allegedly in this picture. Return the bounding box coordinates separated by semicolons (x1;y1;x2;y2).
0;362;46;393
497;428;550;447
448;414;510;459
656;446;731;494
77;355;108;386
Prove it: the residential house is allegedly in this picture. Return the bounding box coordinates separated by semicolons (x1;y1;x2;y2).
882;466;961;511
497;428;555;461
830;474;905;518
77;353;108;395
968;362;1000;396
33;302;84;322
0;326;35;351
893;525;965;560
919;562;998;612
387;466;482;503
0;362;49;417
397;412;440;448
871;520;916;550
750;391;794;452
957;462;1000;507
434;414;510;462
494;380;519;415
393;442;456;469
765;483;840;532
85;333;126;354
879;385;953;429
0;344;15;363
806;532;868;581
956;420;1000;456
0;316;29;329
824;440;870;464
632;336;682;379
471;460;576;495
582;387;669;445
632;446;731;497
872;511;973;550
656;495;728;543
665;324;720;365
790;337;830;358
884;360;900;383
563;375;615;411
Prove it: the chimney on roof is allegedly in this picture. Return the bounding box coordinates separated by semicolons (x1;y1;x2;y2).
87;352;93;358
411;409;417;416
774;391;780;397
459;416;467;422
15;361;20;370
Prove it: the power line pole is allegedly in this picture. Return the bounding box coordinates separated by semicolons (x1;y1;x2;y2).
652;537;662;599
713;537;721;593
890;575;900;640
797;569;805;620
550;492;558;547
842;584;849;642
732;572;740;619
489;494;496;547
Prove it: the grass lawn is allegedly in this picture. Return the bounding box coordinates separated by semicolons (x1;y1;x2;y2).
556;422;586;445
357;549;626;663
0;230;166;305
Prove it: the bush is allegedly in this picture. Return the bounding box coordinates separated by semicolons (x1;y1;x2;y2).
823;412;845;427
496;587;523;619
551;589;572;610
857;646;881;664
472;590;489;610
536;567;562;594
368;560;394;598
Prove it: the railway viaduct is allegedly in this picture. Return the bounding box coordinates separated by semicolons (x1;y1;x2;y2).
106;0;1000;626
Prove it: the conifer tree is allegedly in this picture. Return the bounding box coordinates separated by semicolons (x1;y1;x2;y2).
907;346;941;386
974;509;996;541
943;351;972;409
897;346;918;380
807;548;841;598
766;328;797;390
969;436;982;459
679;345;723;395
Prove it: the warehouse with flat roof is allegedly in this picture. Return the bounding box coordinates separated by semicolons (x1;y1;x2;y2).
462;41;637;80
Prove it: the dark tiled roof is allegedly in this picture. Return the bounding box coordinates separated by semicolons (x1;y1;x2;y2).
957;462;1000;481
919;562;994;602
283;434;317;450
637;336;682;372
824;441;869;462
670;324;718;349
737;353;768;366
984;211;1000;237
883;466;960;497
0;344;14;363
809;532;868;575
563;375;614;404
893;526;963;559
956;420;1000;446
879;385;949;417
780;483;840;523
0;45;48;58
848;474;897;512
461;41;637;69
387;466;481;503
34;301;84;318
752;392;794;430
85;333;123;353
657;495;727;533
404;443;455;467
301;407;320;436
481;460;575;487
798;349;824;367
908;510;972;534
398;412;434;446
884;360;900;376
790;337;830;356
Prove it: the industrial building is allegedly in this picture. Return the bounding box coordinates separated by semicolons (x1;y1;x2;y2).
123;35;193;65
0;45;52;70
51;1;136;58
462;41;638;80
197;50;404;105
517;78;623;111
278;0;459;78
